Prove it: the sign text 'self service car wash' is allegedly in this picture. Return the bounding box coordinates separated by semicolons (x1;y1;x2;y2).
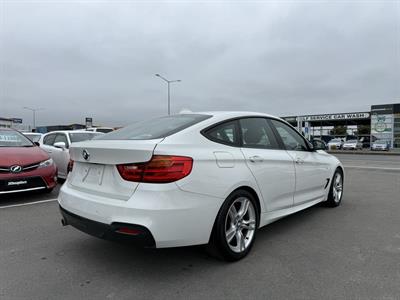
297;112;370;122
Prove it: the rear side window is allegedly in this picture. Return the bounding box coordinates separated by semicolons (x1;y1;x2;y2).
69;132;100;143
204;121;238;146
239;118;279;149
43;133;56;146
98;114;211;140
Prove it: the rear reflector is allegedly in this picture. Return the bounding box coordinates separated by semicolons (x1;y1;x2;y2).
116;227;142;235
117;155;193;183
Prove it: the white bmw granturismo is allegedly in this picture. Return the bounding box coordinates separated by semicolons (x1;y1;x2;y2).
59;112;344;261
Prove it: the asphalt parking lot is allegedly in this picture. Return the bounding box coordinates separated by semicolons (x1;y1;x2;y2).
1;154;399;300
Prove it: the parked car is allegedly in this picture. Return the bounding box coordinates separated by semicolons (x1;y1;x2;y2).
327;138;344;150
40;131;102;179
23;132;43;143
371;140;389;151
342;139;363;150
59;112;344;261
359;136;371;148
86;127;114;133
0;129;57;194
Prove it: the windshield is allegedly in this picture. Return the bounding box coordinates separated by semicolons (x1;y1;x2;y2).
24;133;42;143
330;139;341;142
97;114;211;140
0;130;34;147
375;140;387;144
346;140;357;143
69;132;102;143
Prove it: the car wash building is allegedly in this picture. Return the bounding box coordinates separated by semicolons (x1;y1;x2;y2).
282;103;400;150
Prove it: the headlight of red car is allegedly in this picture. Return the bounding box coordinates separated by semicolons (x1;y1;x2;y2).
38;158;54;169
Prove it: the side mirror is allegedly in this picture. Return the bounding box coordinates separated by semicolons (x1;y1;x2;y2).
34;142;40;147
54;141;66;150
312;140;326;151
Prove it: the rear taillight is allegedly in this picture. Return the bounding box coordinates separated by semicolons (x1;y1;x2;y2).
117;155;193;183
67;160;74;173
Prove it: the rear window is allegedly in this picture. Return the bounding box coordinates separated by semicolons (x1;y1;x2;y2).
69;132;102;143
96;128;113;133
0;130;34;147
97;114;211;140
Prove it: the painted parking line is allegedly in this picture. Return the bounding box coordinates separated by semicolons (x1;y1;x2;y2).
0;198;58;209
344;165;400;171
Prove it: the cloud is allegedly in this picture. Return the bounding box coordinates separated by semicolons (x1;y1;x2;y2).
1;0;399;127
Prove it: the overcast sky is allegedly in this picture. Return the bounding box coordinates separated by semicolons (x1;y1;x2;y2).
1;0;399;127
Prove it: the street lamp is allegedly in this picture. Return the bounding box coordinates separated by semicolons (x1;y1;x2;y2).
155;74;181;115
23;107;43;131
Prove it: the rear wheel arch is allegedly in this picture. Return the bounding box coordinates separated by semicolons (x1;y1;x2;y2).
211;186;262;233
207;186;261;260
231;186;262;218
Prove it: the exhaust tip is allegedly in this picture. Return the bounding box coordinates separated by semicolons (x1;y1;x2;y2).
61;219;67;226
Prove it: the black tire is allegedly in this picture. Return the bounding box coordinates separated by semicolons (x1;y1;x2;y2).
325;168;344;207
206;189;259;261
44;188;54;194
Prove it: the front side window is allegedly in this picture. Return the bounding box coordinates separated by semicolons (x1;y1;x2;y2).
240;118;279;149
271;120;309;151
54;134;69;147
43;133;56;146
204;121;238;146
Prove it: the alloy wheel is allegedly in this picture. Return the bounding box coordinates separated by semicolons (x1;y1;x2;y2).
332;173;343;203
224;197;256;253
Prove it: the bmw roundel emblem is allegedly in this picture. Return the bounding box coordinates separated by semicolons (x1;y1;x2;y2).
82;149;90;161
10;165;22;173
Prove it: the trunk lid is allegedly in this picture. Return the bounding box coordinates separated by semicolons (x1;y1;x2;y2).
67;139;162;200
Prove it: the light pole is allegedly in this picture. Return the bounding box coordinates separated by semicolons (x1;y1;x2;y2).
155;74;181;115
23;107;43;131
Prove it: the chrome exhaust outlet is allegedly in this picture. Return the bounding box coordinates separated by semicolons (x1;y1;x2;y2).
61;218;68;226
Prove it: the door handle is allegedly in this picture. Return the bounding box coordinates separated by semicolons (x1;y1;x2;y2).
295;157;304;164
249;155;263;163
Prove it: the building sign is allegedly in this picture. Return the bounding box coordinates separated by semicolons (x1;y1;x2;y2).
85;117;93;128
11;118;23;124
297;112;370;122
371;114;393;147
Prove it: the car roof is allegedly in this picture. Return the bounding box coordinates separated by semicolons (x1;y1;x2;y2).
195;111;279;119
44;130;96;134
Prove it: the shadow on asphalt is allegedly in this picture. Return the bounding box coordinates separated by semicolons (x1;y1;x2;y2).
59;202;329;271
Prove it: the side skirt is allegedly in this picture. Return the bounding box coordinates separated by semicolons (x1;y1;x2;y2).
259;197;325;228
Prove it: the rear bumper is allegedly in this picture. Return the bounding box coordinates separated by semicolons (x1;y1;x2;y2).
60;206;156;247
58;181;224;248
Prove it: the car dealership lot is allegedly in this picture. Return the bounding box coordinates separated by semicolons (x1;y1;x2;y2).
1;155;399;299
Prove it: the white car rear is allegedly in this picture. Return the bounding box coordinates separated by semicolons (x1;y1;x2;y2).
59;112;344;261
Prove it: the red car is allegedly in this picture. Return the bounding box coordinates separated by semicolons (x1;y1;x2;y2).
0;129;57;194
